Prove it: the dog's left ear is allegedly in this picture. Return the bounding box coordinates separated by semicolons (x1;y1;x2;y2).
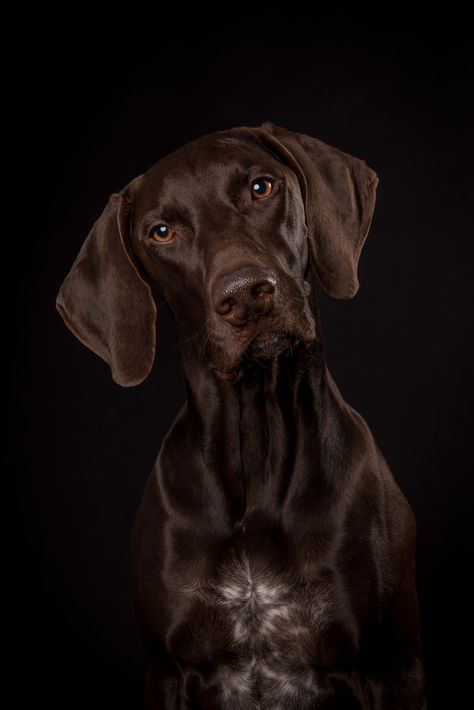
259;122;378;299
56;177;157;387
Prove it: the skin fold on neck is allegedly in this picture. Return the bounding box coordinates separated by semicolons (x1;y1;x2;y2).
169;297;371;550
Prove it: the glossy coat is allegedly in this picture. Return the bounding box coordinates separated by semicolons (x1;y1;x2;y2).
57;124;426;708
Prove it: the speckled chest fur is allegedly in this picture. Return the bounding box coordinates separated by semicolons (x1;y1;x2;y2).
172;550;360;709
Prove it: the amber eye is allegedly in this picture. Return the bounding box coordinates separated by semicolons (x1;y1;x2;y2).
251;177;273;200
150;224;175;243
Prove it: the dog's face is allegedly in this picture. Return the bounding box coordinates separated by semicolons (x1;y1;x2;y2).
130;131;315;381
56;124;378;386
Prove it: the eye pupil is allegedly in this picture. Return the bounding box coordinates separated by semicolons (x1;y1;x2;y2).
251;177;273;199
151;223;174;242
150;223;175;242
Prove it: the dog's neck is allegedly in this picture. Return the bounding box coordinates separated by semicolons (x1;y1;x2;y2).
174;309;358;533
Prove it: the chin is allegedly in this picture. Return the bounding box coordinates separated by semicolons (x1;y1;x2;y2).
212;328;312;382
248;330;298;360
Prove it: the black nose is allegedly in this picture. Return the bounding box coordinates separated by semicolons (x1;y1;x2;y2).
211;266;276;327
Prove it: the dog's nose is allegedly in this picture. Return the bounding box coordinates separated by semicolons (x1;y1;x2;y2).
211;266;276;327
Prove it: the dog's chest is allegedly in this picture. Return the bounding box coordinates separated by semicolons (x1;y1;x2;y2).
176;553;343;709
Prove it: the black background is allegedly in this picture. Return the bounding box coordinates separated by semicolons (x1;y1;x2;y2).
14;10;473;709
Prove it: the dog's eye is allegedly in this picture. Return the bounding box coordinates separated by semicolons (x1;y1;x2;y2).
150;224;175;243
251;178;273;200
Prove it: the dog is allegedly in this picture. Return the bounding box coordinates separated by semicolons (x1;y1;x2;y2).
57;123;426;709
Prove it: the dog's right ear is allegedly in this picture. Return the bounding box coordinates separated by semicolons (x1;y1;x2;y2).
56;181;156;387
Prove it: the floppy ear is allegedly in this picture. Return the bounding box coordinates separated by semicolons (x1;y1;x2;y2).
259;122;378;299
56;185;156;387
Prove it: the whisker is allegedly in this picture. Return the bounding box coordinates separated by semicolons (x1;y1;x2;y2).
178;332;200;345
199;317;214;360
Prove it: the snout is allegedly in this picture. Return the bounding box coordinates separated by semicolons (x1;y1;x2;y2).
208;262;316;382
211;266;276;327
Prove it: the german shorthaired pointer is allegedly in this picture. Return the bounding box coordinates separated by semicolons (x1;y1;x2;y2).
57;123;426;709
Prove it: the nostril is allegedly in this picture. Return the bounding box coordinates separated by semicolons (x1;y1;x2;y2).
252;280;275;299
215;297;236;315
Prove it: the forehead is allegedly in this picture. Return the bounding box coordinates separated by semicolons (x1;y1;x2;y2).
135;132;284;209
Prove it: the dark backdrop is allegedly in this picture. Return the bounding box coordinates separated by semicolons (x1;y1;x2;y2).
13;10;473;709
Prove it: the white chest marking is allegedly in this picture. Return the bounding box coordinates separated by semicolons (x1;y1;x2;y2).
208;554;328;708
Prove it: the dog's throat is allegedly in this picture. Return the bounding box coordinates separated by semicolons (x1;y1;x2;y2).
234;347;316;517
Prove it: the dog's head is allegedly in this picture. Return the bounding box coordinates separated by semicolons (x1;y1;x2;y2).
56;124;378;385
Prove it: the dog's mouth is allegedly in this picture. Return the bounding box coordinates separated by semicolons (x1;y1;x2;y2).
213;328;302;382
249;329;295;358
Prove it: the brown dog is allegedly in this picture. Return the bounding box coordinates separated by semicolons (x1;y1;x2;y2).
57;123;426;708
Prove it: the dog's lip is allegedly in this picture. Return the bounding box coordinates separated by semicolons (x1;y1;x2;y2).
213;329;298;381
251;328;294;348
254;330;279;344
214;367;242;382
